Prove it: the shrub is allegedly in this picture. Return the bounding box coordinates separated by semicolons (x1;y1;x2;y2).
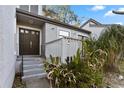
96;25;124;72
44;25;124;87
44;40;107;88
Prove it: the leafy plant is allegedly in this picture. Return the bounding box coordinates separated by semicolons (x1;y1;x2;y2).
44;41;107;87
44;25;124;87
96;25;124;72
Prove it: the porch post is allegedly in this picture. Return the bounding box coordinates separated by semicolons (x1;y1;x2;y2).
61;38;66;63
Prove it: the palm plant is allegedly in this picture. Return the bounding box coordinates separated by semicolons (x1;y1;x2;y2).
44;25;124;87
96;25;124;72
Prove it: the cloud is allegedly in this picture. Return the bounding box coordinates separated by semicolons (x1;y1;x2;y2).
115;22;123;25
91;5;105;11
104;10;115;17
117;7;124;11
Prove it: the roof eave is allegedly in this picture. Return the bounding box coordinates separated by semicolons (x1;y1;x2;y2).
16;8;91;34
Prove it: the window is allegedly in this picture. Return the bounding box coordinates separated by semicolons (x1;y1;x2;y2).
31;31;35;35
59;30;69;38
20;29;24;33
19;5;29;11
25;30;29;34
30;5;38;14
19;5;38;14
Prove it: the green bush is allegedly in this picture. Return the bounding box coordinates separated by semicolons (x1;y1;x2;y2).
44;25;124;87
96;25;124;72
44;40;107;88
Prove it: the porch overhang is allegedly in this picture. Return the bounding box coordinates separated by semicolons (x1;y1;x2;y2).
16;8;91;34
16;9;45;28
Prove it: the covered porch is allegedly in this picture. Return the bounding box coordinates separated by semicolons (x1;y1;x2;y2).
16;8;46;57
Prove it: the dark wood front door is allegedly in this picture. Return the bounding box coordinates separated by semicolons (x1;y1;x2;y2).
19;28;40;55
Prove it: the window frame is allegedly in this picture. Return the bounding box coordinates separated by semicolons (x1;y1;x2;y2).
59;30;70;38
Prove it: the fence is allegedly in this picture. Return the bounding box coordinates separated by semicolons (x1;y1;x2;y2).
45;37;82;63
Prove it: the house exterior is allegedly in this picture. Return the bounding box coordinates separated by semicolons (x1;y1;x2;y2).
80;18;111;39
0;5;91;87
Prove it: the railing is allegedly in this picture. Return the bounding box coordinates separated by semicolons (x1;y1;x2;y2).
20;55;24;82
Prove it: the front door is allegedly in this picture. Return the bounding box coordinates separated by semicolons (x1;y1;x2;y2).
19;28;40;55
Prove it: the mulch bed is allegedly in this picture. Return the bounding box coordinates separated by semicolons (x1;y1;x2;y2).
12;73;26;88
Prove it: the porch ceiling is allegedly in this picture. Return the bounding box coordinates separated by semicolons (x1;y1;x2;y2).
17;12;44;29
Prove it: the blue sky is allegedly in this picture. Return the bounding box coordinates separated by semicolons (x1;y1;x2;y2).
70;5;124;25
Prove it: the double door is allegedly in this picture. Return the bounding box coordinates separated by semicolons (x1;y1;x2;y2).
19;28;40;55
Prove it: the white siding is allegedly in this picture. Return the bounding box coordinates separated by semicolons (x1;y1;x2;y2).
0;6;16;87
46;39;63;58
45;23;89;42
82;22;106;39
45;23;89;63
45;23;58;43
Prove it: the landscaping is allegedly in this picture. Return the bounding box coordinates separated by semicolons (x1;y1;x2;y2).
12;73;26;88
44;25;124;88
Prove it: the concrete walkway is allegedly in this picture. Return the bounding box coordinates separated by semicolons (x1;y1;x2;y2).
26;78;50;88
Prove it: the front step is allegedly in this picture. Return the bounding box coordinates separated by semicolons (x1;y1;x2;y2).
24;64;44;70
17;57;43;61
22;73;47;81
23;60;42;65
16;56;47;81
24;68;45;76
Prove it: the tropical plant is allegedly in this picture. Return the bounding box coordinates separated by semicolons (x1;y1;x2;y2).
44;40;107;87
96;25;124;72
44;25;124;87
44;56;76;88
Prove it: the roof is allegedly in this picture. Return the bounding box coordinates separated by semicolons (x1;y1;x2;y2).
80;18;113;28
16;8;91;34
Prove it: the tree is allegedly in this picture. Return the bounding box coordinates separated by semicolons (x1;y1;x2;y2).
43;5;81;27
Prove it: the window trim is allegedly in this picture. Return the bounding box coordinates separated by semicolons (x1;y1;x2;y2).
59;30;70;38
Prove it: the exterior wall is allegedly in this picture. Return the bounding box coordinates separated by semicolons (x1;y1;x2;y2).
45;38;63;58
45;23;58;43
82;22;106;39
41;24;46;57
0;6;16;87
45;23;89;43
45;23;89;62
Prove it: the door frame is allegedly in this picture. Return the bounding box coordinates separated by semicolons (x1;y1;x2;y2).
17;25;42;56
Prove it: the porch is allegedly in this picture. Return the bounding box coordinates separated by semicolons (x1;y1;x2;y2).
16;8;46;57
16;9;47;83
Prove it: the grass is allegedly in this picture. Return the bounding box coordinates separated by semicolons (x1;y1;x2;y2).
12;73;26;88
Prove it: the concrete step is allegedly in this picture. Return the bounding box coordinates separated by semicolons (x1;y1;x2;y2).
17;58;43;61
23;68;45;76
23;60;42;65
22;73;47;81
23;64;44;70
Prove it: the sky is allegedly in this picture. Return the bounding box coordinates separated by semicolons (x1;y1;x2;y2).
70;5;124;25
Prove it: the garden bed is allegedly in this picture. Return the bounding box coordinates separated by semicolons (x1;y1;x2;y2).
12;73;26;88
